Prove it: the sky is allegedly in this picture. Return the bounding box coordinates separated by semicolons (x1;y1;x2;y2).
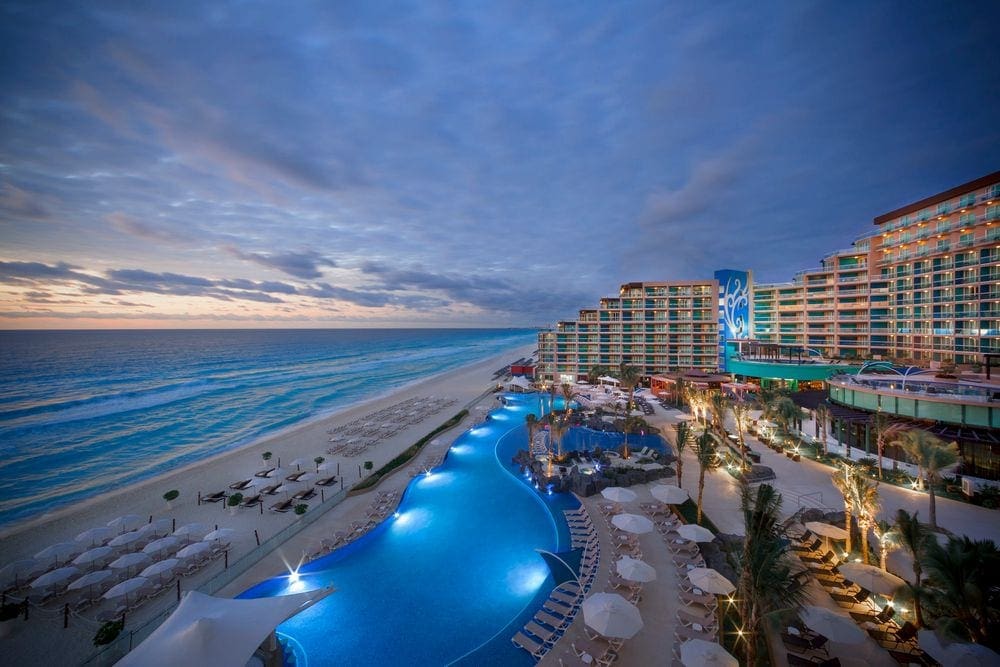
1;2;998;329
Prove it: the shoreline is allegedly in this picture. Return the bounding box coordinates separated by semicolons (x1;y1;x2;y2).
0;342;534;544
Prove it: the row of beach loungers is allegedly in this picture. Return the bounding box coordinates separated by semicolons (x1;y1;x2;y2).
306;490;400;560
511;505;602;662
786;524;928;665
326;396;457;457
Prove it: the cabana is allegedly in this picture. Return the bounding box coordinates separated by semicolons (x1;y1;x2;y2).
117;588;332;667
597;376;620;387
504;376;533;393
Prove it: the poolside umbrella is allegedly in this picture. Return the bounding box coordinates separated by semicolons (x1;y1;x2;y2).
677;524;716;543
601;487;638;503
73;545;114;567
31;566;80;590
611;513;655;535
103;576;149;602
687;568;735;595
266;467;290;479
919;628;1000;666
109;530;144;548
837;562;905;597
136;518;172;538
680;638;738;667
800;605;866;644
76;526;114;547
289;457;310;471
0;559;44;588
176;542;212;560
804;521;849;540
173;523;211;540
109;552;151;574
317;462;335;472
651;485;689;505
140;558;179;582
107;514;144;534
581;592;643;639
615;556;657;583
34;542;79;565
67;569;113;594
143;536;181;556
202;528;237;543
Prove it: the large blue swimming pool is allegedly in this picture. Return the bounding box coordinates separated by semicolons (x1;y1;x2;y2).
240;393;578;665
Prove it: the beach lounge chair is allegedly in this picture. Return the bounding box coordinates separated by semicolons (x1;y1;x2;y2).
782;630;829;654
799;550;835;564
543;598;574;616
677;608;717;632
261;483;282;495
286;471;307;482
511;631;546;658
534;610;571;630
831;587;870;607
550;589;580;606
239;494;262;508
316;476;337;486
293;487;316;501
229;479;253;490
254;468;275;478
867;621;918;649
850;604;895;625
270;498;294;513
524;620;558;645
202;491;226;503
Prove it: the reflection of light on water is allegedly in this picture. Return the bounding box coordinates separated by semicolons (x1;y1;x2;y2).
287;569;306;593
506;562;548;596
450;444;472;456
391;508;432;533
418;471;455;487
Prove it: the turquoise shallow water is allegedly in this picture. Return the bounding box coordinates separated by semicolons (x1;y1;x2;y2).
0;328;536;528
241;393;580;666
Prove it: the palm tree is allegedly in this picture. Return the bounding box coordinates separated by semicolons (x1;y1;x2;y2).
546;413;568;460
873;519;899;572
616;363;642;415
831;462;857;554
586;365;607;385
525;413;539;450
736;483;808;665
870;411;906;480
561;383;576;418
898;429;959;530
921;536;1000;645
674;377;688;408
731;398;752;471
894;509;930;627
621;415;647;459
850;474;881;565
694;429;720;525
772;397;803;443
709;391;731;436
815;403;830;451
674;421;692;488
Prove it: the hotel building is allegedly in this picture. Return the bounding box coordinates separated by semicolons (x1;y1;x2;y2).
753;171;1000;364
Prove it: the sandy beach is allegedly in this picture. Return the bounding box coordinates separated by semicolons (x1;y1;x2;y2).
0;342;535;664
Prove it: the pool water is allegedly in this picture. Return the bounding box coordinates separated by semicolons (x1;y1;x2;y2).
240;393;579;666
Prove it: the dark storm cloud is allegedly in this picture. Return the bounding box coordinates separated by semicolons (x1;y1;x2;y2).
1;2;998;324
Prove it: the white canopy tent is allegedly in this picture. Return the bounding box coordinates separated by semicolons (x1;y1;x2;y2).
503;376;533;393
597;376;620;386
116;588;333;667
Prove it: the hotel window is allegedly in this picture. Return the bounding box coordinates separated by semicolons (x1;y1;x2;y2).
959;232;974;247
960;194;976;207
990;184;1000;199
937;203;951;215
986;205;1000;221
936;239;950;252
936;220;950;233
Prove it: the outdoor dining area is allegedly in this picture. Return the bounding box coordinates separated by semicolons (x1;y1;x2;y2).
0;516;236;622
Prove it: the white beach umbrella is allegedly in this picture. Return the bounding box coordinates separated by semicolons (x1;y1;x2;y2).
173;523;211;540
75;526;114;547
677;524;716;543
317;462;336;472
266;467;290;479
615;556;657;583
136;518;172;538
651;485;689;504
103;576;149;601
680;638;738;667
202;528;237;543
800;605;866;644
143;536;181;556
0;559;44;587
804;521;850;540
687;568;735;595
67;569;113;591
34;542;79;564
176;542;212;560
837;562;906;597
581;592;643;639
109;530;144;548
109;552;151;571
140;558;179;581
919;628;1000;666
107;514;144;534
289;457;310;470
31;566;80;589
611;513;655;535
72;546;114;567
295;472;319;484
601;487;638;503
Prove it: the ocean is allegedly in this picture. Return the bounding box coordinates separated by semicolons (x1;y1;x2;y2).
0;328;536;529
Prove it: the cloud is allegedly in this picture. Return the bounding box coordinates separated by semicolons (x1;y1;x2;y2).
0;183;50;220
107;212;189;244
225;247;337;279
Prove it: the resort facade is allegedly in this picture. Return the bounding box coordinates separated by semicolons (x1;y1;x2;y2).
538;171;1000;384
